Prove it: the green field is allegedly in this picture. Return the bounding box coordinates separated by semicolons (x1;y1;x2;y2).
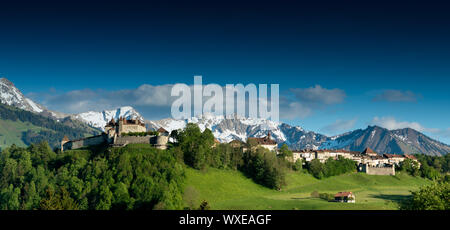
0;119;47;149
184;167;432;210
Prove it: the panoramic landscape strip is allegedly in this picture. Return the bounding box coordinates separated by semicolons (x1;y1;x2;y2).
0;2;448;228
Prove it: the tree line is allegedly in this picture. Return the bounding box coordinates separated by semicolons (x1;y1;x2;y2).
0;142;185;210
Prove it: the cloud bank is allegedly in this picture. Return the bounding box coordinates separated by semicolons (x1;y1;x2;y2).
29;83;346;121
372;90;420;102
321;118;358;134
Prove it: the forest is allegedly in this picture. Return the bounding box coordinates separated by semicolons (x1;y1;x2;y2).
0;122;448;210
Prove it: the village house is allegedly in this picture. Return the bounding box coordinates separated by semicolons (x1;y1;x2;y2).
61;117;169;151
289;147;420;176
361;147;378;157
334;192;355;203
247;132;278;152
292;150;315;163
384;154;406;166
292;149;359;163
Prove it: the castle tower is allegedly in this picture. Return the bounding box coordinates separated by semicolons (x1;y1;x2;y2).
61;135;69;152
118;116;124;136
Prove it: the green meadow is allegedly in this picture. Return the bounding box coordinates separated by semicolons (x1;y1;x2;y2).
0;119;47;149
184;167;432;210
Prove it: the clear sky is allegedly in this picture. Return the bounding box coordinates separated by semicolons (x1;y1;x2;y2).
1;0;449;144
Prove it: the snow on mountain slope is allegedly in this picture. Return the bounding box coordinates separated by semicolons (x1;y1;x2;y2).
0;78;46;113
147;113;328;148
148;113;285;143
73;106;144;130
319;126;450;156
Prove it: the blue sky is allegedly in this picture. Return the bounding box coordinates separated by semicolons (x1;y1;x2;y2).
1;0;450;143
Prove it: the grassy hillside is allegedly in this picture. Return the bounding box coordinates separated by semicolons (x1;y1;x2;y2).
184;168;432;210
0;103;100;150
0;119;50;149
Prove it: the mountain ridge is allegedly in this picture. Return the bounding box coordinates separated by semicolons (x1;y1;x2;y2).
1;78;448;156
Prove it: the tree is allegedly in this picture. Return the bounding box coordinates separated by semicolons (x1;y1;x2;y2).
177;123;214;170
278;144;293;159
293;159;302;171
399;159;420;177
307;159;325;179
401;182;450;210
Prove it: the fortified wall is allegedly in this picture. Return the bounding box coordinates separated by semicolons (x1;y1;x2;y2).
62;118;169;151
62;134;108;151
360;164;395;176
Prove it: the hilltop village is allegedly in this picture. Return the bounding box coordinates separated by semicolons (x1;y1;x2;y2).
62;121;418;176
227;132;419;176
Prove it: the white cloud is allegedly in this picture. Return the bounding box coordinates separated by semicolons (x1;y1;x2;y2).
322;118;357;133
371;116;427;131
290;85;346;106
372;89;420;102
28;83;346;121
370;117;450;144
280;101;312;119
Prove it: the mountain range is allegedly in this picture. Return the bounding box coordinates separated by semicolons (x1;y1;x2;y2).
1;77;449;156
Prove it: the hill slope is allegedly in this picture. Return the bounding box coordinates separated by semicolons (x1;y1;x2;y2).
320;126;450;156
184;168;431;210
0;103;100;150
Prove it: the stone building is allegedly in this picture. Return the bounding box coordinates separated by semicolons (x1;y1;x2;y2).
157;127;170;136
62;118;168;151
105;117;146;138
383;154;406;166
361;147;378;157
360;163;395;176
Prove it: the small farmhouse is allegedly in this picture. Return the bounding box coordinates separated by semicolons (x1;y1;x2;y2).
334;192;355;203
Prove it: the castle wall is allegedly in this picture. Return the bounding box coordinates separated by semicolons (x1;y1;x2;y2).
361;164;395;176
114;136;155;146
63;135;107;150
120;124;146;134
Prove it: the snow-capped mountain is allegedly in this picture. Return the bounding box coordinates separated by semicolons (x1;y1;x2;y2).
148;114;450;156
73;106;144;131
2;77;448;156
147;113;328;150
0;78;46;113
319;125;450;156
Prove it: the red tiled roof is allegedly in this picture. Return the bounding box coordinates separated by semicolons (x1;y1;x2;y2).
384;154;404;158
403;154;417;160
361;147;377;155
248;137;277;145
248;132;277;145
157;127;169;133
334;192;353;198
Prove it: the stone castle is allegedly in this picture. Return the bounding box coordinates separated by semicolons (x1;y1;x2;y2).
61;117;168;151
104;117;146;138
